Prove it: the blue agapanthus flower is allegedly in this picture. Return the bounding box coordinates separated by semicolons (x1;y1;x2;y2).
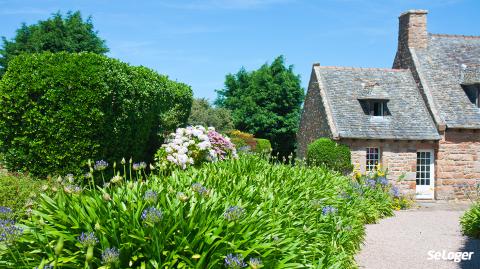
94;160;109;171
0;219;23;243
78;232;99;247
35;266;54;269
102;247;120;265
378;176;388;186
322;206;337;216
248;257;262;269
133;162;147;171
224;253;247;268
192;183;208;196
390;186;401;198
141;207;163;224
0;206;12;216
144;190;158;204
366;179;376;188
223;206;245;222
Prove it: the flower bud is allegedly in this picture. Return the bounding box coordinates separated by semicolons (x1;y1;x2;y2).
55;237;64;256
121;158;126;165
86;246;94;262
103;193;112;201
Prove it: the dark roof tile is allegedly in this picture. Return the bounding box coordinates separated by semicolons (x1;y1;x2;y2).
314;66;440;140
413;34;480;128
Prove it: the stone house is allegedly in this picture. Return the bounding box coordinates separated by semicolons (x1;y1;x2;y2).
297;10;480;200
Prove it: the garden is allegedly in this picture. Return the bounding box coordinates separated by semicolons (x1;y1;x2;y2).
0;11;412;269
0;130;403;268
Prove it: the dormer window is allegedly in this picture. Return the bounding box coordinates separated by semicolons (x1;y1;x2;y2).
359;99;390;116
462;84;480;108
371;101;385;116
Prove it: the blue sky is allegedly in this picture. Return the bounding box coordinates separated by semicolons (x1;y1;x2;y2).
1;0;479;101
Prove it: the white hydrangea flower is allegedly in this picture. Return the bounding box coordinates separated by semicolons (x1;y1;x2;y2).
198;141;211;150
198;134;209;141
167;155;176;163
177;146;188;154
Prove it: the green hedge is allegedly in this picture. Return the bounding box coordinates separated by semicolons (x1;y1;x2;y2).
0;52;192;177
255;138;272;153
307;138;353;174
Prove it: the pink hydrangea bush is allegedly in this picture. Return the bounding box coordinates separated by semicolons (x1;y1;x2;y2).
155;126;237;170
208;129;237;160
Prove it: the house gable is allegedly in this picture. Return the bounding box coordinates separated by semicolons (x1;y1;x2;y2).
296;66;335;158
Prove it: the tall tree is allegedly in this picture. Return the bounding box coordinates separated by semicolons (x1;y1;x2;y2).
216;56;304;157
188;98;234;133
0;11;108;76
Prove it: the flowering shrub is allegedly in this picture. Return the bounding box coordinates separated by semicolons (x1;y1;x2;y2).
155;126;237;170
0;207;23;244
228;130;272;154
353;165;414;213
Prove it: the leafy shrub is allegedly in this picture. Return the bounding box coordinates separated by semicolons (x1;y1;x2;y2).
255;139;272;153
0;173;43;215
155;126;237;171
461;203;480;238
0;52;192;177
228;130;271;154
1;154;394;268
307;138;353;174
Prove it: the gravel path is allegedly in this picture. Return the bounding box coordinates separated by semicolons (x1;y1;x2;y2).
356;202;480;269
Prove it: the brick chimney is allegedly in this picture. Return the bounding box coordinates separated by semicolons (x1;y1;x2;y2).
398;10;428;49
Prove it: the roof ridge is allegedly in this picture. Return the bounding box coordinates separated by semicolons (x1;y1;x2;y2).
430;33;480;39
315;65;408;72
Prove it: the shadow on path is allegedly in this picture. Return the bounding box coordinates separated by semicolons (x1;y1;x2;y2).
459;236;480;269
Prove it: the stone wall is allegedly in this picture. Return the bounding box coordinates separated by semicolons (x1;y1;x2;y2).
436;129;480;200
342;139;436;196
297;69;332;159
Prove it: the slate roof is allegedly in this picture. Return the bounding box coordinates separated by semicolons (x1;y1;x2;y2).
314;66;441;140
413;34;480;128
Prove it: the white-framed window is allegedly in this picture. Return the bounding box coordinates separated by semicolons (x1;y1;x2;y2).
416;151;432;186
370;101;385;116
366;147;380;171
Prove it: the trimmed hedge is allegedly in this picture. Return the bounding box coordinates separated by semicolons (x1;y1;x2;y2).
307;138;353;174
255;138;272;153
228;130;272;153
0;52;192;177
